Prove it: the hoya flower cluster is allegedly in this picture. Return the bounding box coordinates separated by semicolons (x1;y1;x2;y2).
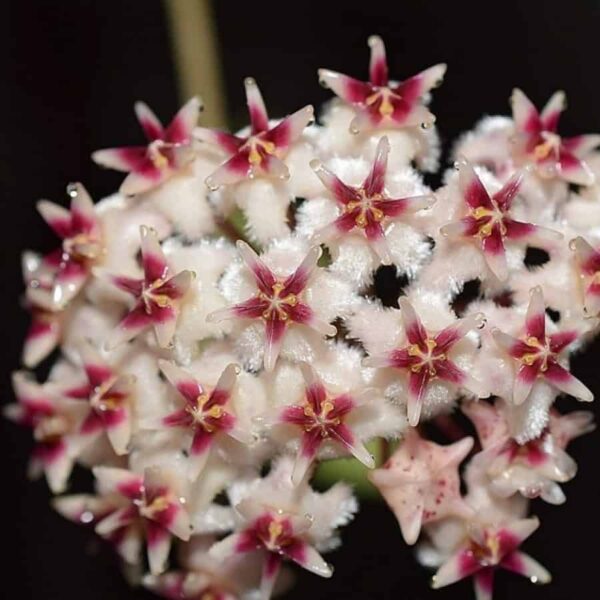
7;36;600;599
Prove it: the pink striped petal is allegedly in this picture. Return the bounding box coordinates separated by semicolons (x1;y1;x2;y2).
544;362;593;402
440;217;480;239
95;505;137;539
206;296;269;323
482;226;508;281
37;440;73;493
317;69;372;104
107;305;154;349
264;317;287;372
473;568;494;600
105;273;144;297
153;309;179;348
525;286;546;340
120;165;167;195
394;63;447;103
23;312;61;368
562;134;600;157
330;423;374;467
363;136;389;196
548;330;577;353
146;522;172;575
493;170;524;211
158;360;203;402
514;364;539;405
310;159;362;205
313;212;358;244
572;236;600;275
236;240;277;293
558;150;595;185
68;183;97;234
265;105;314;151
399;297;428;346
78;341;112;387
491;329;531;360
365;220;392;264
37;200;71;239
432;548;481;589
540;90;565;132
500;551;551;584
377;194;435;218
511;88;541;135
194;127;244;154
457;159;493;210
292;430;322;485
282;246;321;295
285;540;332;578
435;313;484;351
140;225;169;283
164;96;202;143
211;363;239;404
504;219;562;244
367;35;388;86
244;77;269;134
105;404;132;456
205;151;252;190
407;371;428;425
92;146;149;173
93;466;143;499
260;554;282;600
134;101;165;140
435;359;466;386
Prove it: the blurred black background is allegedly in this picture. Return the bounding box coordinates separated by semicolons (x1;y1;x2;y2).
2;1;600;598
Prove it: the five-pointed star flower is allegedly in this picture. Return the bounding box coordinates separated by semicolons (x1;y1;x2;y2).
463;399;595;504
5;371;86;493
571;236;600;317
318;35;446;134
144;570;238;600
209;498;332;600
91;466;191;575
511;88;600;185
441;159;561;280
365;297;485;426
271;362;375;485
369;428;473;545
61;341;135;456
431;516;551;600
195;77;314;190
491;286;593;406
93;97;202;195
100;225;193;349
30;183;103;311
310;136;435;264
207;241;336;372
157;360;253;480
21;252;65;368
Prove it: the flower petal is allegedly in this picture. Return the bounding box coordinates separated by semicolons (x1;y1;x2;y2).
363;136;389;196
367;35;388;86
264;317;287;372
164;96;202;143
544;362;594;402
158;359;203;402
317;69;371;104
525;286;546;340
457;159;493;210
236;240;277;294
134;101;165;141
511;88;541;135
140;225;169;283
310;159;361;205
540;90;565;132
398;297;428;346
244;77;269;134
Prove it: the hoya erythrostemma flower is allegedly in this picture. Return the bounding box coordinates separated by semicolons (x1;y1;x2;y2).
7;34;599;600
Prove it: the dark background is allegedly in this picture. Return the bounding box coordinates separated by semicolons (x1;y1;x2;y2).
2;1;600;598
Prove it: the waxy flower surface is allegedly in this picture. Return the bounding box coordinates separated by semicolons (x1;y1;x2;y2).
5;372;86;492
90;466;191;574
464;400;594;504
431;517;550;600
101;225;193;348
61;342;135;455
318;35;446;133
365;297;485;425
311;136;434;264
511;88;600;185
93;97;202;195
441;160;561;280
30;183;102;310
157;360;252;479
195;77;313;190
492;287;593;406
208;241;337;371
370;429;473;544
272;362;375;484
